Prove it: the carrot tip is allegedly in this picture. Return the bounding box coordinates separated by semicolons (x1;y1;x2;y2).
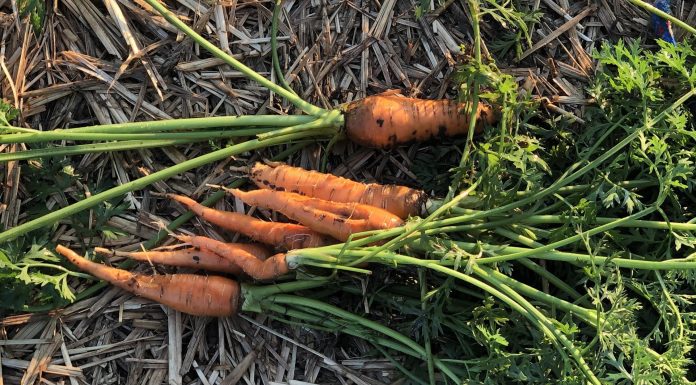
93;247;113;256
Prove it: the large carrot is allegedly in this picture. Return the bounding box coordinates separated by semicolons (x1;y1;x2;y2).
55;245;240;317
175;235;290;280
249;162;427;219
94;246;247;275
342;92;498;149
164;193;333;249
226;188;404;241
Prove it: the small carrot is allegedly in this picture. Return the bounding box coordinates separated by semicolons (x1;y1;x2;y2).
164;193;333;250
342;91;499;149
55;245;240;317
94;246;247;275
175;235;290;280
226;188;404;241
249;162;427;219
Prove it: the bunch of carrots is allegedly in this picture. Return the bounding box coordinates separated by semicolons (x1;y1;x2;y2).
56;162;429;317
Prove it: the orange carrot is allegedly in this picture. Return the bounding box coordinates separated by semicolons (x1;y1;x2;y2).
56;245;240;317
342;92;499;149
249;162;427;219
94;246;246;275
165;193;333;250
227;189;404;241
176;235;290;280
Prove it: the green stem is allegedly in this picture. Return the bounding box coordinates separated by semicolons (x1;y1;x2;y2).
626;0;696;35
265;294;462;383
0;125;40;133
418;269;436;385
0;129;335;244
271;0;296;95
0;128;277;144
480;267;599;326
1;115;317;136
141;0;325;116
472;266;600;384
0;140;198;162
257;110;343;140
347;183;478;266
369;253;571;374
431;89;695;230
241;279;331;312
515;214;696;231
261;301;429;363
415;238;696;270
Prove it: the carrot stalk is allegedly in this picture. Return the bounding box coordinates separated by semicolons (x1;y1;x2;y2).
249;162;427;219
175;235;290;280
55;245;240;317
94;246;248;274
342;92;499;149
226;189;404;241
165;193;333;249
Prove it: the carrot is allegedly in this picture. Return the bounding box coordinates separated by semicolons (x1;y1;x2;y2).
55;245;240;317
165;193;333;250
342;91;499;149
226;188;404;241
249;162;427;219
175;235;290;280
94;246;247;275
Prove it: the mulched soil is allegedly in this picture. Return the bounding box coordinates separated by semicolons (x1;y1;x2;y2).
0;0;694;384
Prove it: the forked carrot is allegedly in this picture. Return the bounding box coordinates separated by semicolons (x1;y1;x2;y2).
342;91;499;149
94;246;246;275
249;162;427;219
226;188;404;241
175;235;290;280
165;193;333;249
55;245;240;317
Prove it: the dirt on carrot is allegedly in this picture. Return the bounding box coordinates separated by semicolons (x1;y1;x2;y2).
342;91;498;149
55;245;240;317
249;162;427;219
94;246;247;275
175;235;290;280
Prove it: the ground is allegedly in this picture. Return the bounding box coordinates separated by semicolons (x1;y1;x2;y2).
0;0;695;384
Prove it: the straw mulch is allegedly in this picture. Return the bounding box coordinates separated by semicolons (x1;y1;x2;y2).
1;0;694;384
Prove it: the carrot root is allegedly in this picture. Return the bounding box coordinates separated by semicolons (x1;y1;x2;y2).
56;245;240;317
94;246;245;275
165;193;333;250
175;235;290;280
343;94;499;149
227;189;404;241
250;162;427;219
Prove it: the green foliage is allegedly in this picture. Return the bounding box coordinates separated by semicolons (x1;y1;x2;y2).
17;0;46;34
0;156;130;314
0;100;19;127
316;37;696;384
480;0;541;60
